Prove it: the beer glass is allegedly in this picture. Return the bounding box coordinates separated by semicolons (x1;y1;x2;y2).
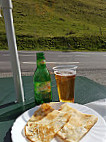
53;65;77;103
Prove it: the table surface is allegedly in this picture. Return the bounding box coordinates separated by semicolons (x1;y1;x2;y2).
0;75;106;142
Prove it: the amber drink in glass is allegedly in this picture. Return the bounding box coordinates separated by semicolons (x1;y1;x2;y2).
53;65;77;103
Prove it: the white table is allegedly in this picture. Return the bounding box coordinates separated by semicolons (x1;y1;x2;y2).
85;98;106;121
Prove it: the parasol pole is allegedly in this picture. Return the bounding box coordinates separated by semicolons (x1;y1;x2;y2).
0;1;2;17
1;0;25;103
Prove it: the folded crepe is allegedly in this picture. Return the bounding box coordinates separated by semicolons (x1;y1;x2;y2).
57;103;98;142
28;103;54;122
25;109;71;142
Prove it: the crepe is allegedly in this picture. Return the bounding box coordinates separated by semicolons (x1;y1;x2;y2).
28;103;54;122
25;109;71;142
57;103;98;142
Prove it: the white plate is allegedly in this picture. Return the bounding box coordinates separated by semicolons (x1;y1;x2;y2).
11;102;106;142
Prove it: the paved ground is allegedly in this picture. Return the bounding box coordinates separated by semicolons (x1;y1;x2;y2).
0;51;106;86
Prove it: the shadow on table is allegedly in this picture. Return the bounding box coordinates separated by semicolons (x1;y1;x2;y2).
4;128;12;142
0;102;36;122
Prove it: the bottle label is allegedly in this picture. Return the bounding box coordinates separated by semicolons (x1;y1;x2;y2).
38;59;46;66
34;81;51;94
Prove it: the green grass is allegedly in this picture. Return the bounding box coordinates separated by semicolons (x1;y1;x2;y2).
0;0;106;51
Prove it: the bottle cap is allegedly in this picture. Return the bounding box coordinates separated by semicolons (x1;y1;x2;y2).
36;52;44;57
36;52;45;60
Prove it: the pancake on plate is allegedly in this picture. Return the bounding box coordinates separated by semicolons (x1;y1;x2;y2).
57;103;98;142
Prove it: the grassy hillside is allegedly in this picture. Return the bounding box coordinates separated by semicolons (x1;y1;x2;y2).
0;0;106;51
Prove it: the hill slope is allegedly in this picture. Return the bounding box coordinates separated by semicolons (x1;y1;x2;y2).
0;0;106;50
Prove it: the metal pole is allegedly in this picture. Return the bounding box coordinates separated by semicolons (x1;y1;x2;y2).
1;0;25;103
0;0;2;17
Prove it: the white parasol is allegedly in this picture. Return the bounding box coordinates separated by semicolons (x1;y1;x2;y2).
0;0;25;103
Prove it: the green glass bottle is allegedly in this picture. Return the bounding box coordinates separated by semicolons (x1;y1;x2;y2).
33;52;52;104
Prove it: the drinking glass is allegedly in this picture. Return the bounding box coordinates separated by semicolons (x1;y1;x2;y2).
53;65;77;103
